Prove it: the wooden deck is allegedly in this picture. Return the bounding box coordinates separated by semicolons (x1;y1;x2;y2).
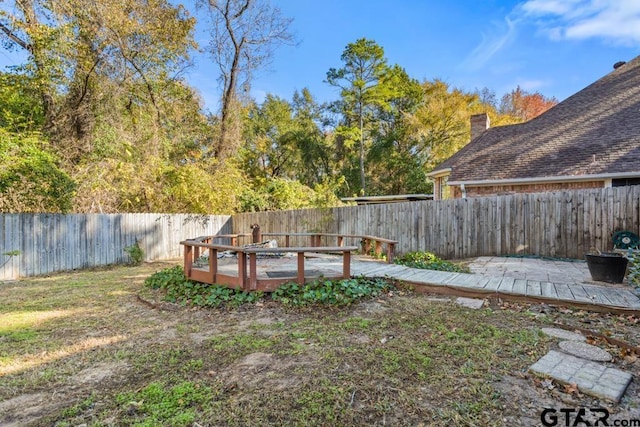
181;232;398;292
299;256;640;313
346;260;640;314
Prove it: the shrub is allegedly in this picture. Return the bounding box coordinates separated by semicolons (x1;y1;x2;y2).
394;251;469;273
626;250;640;290
0;130;76;213
124;240;144;265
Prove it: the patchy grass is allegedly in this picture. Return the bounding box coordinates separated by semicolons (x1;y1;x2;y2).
0;262;638;426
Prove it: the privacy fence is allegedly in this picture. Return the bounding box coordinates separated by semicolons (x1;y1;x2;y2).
233;186;640;261
2;186;639;280
0;213;231;280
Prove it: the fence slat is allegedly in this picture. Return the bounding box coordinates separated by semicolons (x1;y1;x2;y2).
4;186;640;280
0;213;231;280
232;187;640;262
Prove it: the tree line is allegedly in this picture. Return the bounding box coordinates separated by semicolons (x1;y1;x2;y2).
0;0;557;214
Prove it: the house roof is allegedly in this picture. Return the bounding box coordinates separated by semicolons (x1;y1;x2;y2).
430;56;640;183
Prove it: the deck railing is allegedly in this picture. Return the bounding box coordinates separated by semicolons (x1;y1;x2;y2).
201;232;397;262
180;232;397;292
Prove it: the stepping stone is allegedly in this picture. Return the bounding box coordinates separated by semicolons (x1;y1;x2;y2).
455;297;484;309
530;350;631;402
541;327;586;342
559;340;612;362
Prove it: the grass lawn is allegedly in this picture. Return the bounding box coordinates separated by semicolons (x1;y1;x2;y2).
0;261;638;426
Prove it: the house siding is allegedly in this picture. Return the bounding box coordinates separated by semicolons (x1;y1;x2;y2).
451;181;604;198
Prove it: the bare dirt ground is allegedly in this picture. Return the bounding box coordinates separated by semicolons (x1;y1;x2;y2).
0;261;638;426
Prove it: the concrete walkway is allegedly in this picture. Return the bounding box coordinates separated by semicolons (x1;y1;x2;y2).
468;256;592;285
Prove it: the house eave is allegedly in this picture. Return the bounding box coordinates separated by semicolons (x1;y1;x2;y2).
447;172;640;187
426;168;452;179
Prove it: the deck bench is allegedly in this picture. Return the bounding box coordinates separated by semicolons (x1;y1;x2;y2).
181;238;358;291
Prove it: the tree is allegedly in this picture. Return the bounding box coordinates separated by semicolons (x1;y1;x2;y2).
241;88;333;185
203;0;295;161
0;0;196;164
404;80;481;170
242;94;297;179
499;86;558;121
0;130;76;213
326;38;390;195
366;66;426;195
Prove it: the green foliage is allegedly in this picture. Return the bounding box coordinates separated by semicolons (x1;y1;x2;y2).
0;130;76;213
2;250;21;257
61;394;96;419
239;177;342;212
395;251;469;273
626;251;640;290
272;277;392;306
144;266;263;308
124;241;144;265
327;38;392;195
0;72;44;132
115;381;213;426
241;90;335;191
146;267;393;308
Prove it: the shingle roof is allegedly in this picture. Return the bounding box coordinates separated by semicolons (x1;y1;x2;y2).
433;56;640;182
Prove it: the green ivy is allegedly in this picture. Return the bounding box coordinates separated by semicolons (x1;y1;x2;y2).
144;266;262;308
145;267;394;308
272;277;391;306
394;251;469;273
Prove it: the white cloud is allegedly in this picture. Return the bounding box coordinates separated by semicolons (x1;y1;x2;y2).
520;0;640;44
522;0;581;16
460;17;518;71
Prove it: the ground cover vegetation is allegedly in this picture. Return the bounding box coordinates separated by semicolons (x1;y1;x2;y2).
0;0;557;214
394;251;470;273
0;262;638;426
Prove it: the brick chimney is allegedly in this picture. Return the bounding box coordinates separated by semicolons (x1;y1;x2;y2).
470;113;490;141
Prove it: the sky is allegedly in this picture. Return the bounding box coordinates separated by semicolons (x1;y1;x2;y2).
1;0;639;113
186;0;640;112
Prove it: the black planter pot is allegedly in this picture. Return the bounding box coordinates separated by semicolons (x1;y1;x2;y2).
585;253;628;284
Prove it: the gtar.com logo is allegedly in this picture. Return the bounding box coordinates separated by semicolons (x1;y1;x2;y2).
541;408;640;427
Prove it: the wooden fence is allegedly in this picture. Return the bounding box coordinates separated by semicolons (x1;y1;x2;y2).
3;186;639;280
233;186;640;260
0;213;231;280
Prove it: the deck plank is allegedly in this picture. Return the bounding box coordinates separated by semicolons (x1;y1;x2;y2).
540;282;558;299
483;277;504;291
608;289;640;308
526;280;542;296
592;287;631;306
497;277;516;293
554;283;575;302
511;279;527;295
584;286;615;306
567;284;595;303
447;274;488;288
472;276;492;289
